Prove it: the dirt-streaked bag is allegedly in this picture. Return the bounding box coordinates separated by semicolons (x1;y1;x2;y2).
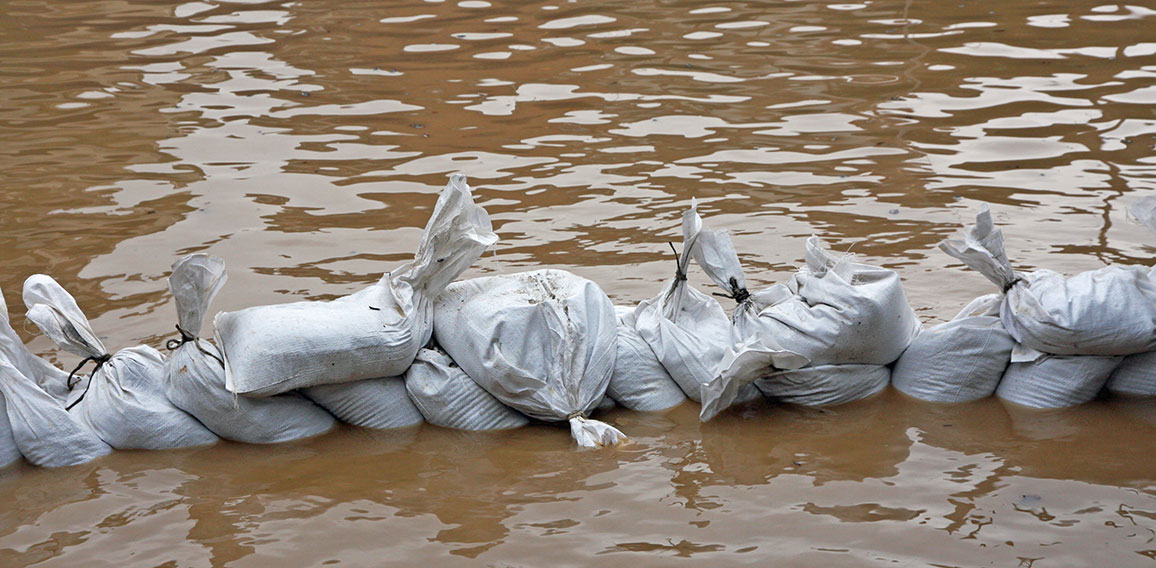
24;275;219;450
434;269;625;448
164;254;336;443
892;294;1015;403
405;347;528;430
754;364;890;407
215;175;497;396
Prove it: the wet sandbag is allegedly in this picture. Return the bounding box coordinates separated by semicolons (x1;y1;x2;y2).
941;204;1156;357
0;396;18;468
1105;352;1156;397
632;201;766;404
215;175;497;396
607;306;686;412
302;377;423;430
755;364;890;407
996;354;1122;409
434;269;626;447
405;347;528;430
24;275;219;450
164;254;336;443
892;294;1015;403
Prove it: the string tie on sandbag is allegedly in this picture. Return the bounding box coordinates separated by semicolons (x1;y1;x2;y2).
1003;277;1024;294
567;410;586;421
668;242;687;282
713;277;750;304
166;325;225;368
64;352;111;411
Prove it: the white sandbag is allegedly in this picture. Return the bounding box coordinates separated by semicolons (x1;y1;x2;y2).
1106;352;1156;397
941;204;1156;357
699;335;809;421
0;360;111;468
632;201;765;404
718;236;920;366
215;175;497;396
996;354;1122;409
892;294;1015;403
164;254;337;443
607;306;686;412
0;396;19;469
302;377;423;430
754;364;890;407
405;347;528;430
24;275;219;450
434;269;626;448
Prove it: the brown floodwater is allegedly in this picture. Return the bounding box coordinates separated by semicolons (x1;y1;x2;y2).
1;0;1156;565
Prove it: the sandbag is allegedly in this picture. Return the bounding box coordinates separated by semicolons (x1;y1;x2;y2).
892;294;1015;403
302;377;423;430
434;269;626;447
1106;352;1156;397
215;175;497;396
24;275;219;450
632;201;768;404
606;306;686;412
754;364;891;407
164;254;337;443
405;347;528;430
0;291;110;467
941;204;1156;357
996;354;1122;409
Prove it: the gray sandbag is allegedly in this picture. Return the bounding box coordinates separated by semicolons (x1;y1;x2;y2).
302;377;424;430
633;201;781;405
755;364;891;407
215;175;497;396
164;254;337;443
434;269;626;448
996;354;1123;409
941;204;1156;357
405;347;528;430
0;292;109;467
24;275;219;450
606;306;686;412
1106;352;1156;397
892;294;1015;403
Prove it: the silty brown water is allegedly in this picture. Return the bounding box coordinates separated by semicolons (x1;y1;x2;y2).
1;0;1155;565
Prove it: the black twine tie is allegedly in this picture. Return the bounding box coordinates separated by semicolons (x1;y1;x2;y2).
165;325;225;368
64;353;111;411
712;276;750;304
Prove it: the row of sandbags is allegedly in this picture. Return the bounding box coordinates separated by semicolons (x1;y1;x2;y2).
1;175;1154;469
893;201;1156;408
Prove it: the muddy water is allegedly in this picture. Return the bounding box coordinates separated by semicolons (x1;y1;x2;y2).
1;0;1155;565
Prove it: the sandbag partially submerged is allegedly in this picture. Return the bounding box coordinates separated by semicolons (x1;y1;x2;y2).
164;254;337;443
892;294;1015;403
941;204;1156;357
215;175;497;396
1106;352;1156;397
303;377;424;430
0;291;109;467
607;306;686;412
24;275;219;450
632;201;769;405
405;347;528;430
996;354;1122;409
434;269;626;447
755;364;891;407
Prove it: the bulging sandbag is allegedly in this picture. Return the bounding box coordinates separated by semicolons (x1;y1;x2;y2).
302;377;424;430
1106;352;1156;397
996;354;1122;409
405;347;528;430
24;275;219;450
434;269;626;448
606;306;686;412
941;204;1156;357
215;175;497;396
0;291;110;467
632;201;768;404
754;364;891;407
892;294;1015;403
164;254;337;443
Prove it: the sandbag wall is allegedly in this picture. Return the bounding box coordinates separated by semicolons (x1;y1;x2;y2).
0;178;1154;469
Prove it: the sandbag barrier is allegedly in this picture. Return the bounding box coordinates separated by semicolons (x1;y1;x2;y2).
1;176;1154;468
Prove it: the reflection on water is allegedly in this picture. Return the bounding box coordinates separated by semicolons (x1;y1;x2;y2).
1;0;1156;565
